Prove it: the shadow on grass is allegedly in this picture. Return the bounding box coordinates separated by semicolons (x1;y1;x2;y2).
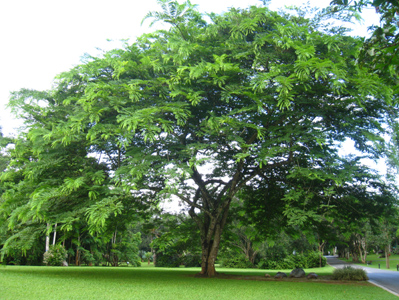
2;265;398;300
0;264;335;282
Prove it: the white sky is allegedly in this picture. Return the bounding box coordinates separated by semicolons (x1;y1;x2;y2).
0;0;379;137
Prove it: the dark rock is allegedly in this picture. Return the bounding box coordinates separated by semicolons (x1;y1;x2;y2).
307;273;318;279
289;268;306;278
274;272;287;279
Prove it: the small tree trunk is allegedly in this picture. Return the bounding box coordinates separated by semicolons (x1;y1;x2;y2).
152;251;157;266
76;234;80;266
385;245;390;269
52;223;57;245
318;240;326;267
361;238;367;264
76;248;80;266
45;223;50;252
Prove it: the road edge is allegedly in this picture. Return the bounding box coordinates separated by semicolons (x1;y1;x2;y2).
326;257;399;298
367;279;399;298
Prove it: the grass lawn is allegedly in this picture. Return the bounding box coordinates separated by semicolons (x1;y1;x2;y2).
1;264;397;300
341;254;399;271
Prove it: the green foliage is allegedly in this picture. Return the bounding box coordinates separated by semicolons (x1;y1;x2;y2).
332;266;369;281
219;251;254;269
43;245;67;266
306;252;327;268
330;0;399;93
110;231;142;267
155;250;181;267
258;252;326;270
1;244;43;266
143;251;153;262
148;212;201;267
182;253;201;267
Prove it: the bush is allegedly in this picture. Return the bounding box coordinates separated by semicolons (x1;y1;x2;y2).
221;255;254;268
218;250;254;269
284;254;309;269
258;260;279;270
155;251;181;267
258;251;326;270
183;253;201;267
43;245;67;266
306;251;326;268
332;266;369;281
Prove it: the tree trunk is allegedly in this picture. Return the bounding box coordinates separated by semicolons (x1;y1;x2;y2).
52;223;57;245
75;234;80;266
45;223;50;252
352;252;359;262
318;241;326;268
152;251;157;266
76;248;80;266
150;229;157;266
385;245;390;269
200;238;219;277
187;167;235;277
356;233;367;264
195;207;230;277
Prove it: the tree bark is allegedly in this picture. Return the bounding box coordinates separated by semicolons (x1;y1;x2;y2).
52;223;57;245
318;241;326;268
355;234;367;264
45;223;50;252
385;245;390;269
75;234;80;266
194;204;230;277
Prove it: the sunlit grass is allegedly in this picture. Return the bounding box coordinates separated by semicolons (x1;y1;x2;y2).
0;264;397;300
341;254;399;271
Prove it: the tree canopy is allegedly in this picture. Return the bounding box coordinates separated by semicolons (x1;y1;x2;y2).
330;0;399;88
1;0;398;276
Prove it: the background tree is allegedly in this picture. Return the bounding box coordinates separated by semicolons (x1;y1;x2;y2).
330;0;399;89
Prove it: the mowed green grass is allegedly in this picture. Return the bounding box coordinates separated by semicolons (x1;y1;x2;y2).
0;264;397;300
342;254;399;271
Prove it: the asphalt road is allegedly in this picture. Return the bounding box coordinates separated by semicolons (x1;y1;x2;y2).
326;256;399;297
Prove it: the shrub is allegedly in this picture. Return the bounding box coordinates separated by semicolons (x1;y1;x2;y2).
285;254;308;269
221;255;254;268
155;251;181;267
183;253;201;267
219;250;254;268
332;266;369;281
306;251;326;268
258;260;279;270
43;245;67;266
80;248;103;266
258;251;326;269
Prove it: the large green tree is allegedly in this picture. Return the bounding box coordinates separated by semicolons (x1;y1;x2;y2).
2;1;398;276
